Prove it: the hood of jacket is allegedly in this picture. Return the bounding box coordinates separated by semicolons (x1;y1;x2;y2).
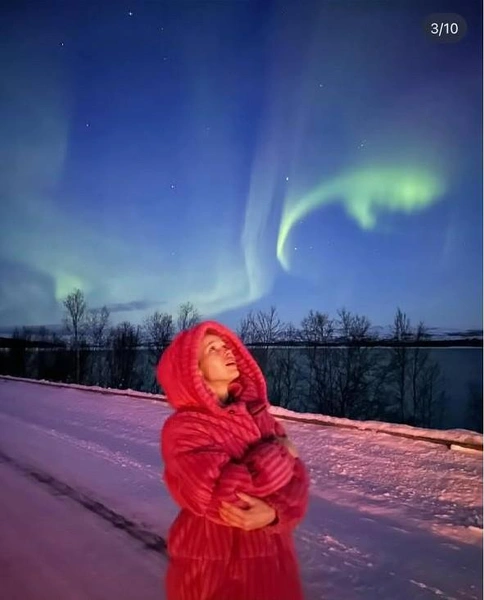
156;320;267;412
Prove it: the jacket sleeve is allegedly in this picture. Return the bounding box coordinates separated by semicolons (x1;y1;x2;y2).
254;412;309;532
273;418;287;438
161;413;295;524
241;410;309;532
264;458;310;533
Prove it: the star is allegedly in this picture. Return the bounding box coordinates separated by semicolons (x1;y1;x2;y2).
85;122;90;128
170;184;176;189
128;11;133;16
60;42;64;47
285;176;290;181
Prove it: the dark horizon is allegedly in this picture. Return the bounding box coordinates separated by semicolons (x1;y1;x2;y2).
0;323;482;343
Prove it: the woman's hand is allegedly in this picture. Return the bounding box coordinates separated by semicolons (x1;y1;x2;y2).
277;435;299;458
219;493;277;530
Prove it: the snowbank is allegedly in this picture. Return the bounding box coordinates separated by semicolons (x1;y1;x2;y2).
1;375;482;451
0;375;162;402
271;406;483;451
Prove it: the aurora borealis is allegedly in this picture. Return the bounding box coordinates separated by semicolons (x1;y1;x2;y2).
0;0;482;331
277;166;447;271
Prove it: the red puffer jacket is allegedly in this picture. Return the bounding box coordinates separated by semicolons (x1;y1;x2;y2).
157;321;309;600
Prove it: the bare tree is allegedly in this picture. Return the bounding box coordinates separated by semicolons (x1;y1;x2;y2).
332;308;374;419
240;307;284;378
271;323;305;409
85;306;110;385
107;321;141;389
63;289;87;383
32;326;52;380
177;302;201;332
236;312;256;344
409;321;431;424
387;310;446;427
49;335;71;383
300;310;334;343
252;306;284;345
145;311;174;355
418;361;446;428
466;381;483;433
85;306;110;347
282;323;300;342
337;308;373;342
389;308;412;423
299;311;335;413
368;349;395;422
7;327;32;377
143;311;175;391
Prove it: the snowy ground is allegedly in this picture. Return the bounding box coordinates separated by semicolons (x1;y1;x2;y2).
0;461;165;600
0;378;482;600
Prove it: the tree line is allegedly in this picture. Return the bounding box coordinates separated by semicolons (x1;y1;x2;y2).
0;289;481;433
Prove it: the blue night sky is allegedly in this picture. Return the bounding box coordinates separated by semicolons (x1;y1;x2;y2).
1;0;482;332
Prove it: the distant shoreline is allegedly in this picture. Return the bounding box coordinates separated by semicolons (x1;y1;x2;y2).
0;337;482;349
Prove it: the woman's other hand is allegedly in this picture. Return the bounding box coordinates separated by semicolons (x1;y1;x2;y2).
219;493;277;530
276;435;299;458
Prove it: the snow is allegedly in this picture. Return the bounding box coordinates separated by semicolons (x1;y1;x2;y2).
0;377;482;600
2;375;482;449
270;406;483;449
0;462;165;599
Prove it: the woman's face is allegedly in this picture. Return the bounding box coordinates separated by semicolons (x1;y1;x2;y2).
198;333;239;387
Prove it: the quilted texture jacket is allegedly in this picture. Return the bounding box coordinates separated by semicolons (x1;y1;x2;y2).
157;321;309;600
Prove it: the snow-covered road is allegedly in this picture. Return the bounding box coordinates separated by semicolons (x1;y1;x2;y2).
0;379;481;600
0;461;165;600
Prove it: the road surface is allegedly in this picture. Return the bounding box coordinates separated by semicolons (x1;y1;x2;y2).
0;378;481;600
0;460;166;600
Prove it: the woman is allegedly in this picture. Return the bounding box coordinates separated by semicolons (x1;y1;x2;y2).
157;320;309;600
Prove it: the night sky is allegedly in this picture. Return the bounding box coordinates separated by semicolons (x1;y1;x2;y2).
1;0;482;332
